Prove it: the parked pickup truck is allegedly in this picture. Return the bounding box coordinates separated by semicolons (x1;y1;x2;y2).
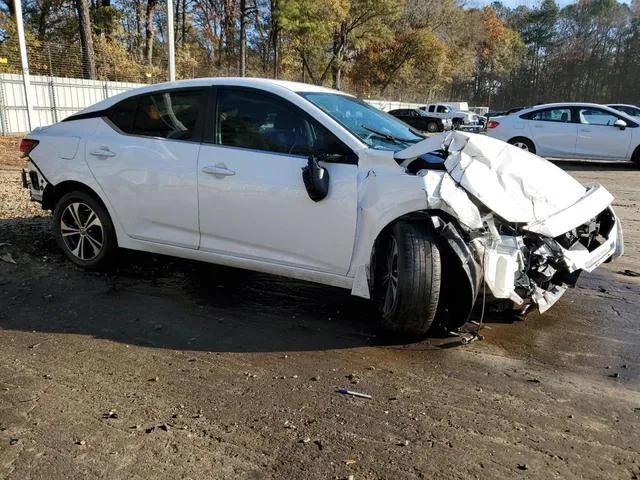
420;103;478;129
388;108;452;133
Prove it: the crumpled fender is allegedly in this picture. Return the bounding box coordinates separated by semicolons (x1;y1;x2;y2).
348;149;483;300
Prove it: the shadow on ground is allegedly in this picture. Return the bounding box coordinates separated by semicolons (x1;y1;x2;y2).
0;215;541;354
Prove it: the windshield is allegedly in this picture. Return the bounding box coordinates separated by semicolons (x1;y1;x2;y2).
619;106;640;117
300;92;424;151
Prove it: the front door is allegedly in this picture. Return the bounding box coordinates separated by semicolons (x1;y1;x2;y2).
197;87;358;274
575;107;633;160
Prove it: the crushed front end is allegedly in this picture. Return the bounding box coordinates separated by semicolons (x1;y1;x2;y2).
477;203;623;314
394;131;624;319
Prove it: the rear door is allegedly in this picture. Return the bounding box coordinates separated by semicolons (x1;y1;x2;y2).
196;87;358;274
522;106;578;157
85;88;205;249
575;107;633;160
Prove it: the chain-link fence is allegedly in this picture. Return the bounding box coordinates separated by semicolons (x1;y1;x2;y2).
0;10;244;133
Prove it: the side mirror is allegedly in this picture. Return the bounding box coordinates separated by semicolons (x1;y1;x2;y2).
301;155;330;202
614;119;627;130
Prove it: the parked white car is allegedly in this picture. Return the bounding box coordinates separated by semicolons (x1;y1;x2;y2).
21;79;623;337
486;103;640;164
607;104;640;121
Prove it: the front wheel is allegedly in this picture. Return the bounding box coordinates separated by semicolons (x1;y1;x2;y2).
632;146;640;167
53;190;117;270
374;221;441;339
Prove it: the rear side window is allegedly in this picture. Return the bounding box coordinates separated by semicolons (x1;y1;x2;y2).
522;108;572;123
428;105;435;112
109;90;203;140
110;97;137;133
436;105;449;113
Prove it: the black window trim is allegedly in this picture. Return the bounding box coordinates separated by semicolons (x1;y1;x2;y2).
520;105;639;128
101;87;209;143
519;106;576;123
206;86;358;165
574;106;639;128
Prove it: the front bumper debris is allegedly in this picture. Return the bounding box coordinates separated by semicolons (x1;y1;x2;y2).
478;209;622;313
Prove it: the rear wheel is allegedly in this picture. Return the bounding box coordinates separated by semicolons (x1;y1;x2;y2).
426;121;439;133
53;191;117;270
374;221;441;339
508;137;536;154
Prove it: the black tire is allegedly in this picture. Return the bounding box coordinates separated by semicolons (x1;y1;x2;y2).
426;121;439;133
508;137;536;154
452;118;463;130
373;221;441;338
53;190;117;270
632;146;640;167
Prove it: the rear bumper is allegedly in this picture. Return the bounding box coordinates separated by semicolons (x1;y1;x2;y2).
23;161;46;203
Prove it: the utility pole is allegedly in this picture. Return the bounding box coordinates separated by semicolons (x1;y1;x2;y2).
167;0;176;81
239;0;246;77
14;0;34;130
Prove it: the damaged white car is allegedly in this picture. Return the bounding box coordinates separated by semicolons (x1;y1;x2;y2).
21;78;623;337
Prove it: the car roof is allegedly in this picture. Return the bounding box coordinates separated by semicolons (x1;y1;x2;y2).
607;103;639;108
75;77;345;115
512;102;639;122
524;102;617;109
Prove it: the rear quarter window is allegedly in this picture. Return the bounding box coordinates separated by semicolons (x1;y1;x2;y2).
109;89;203;140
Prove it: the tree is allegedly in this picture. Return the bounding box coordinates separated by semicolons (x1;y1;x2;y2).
74;0;96;78
144;0;157;64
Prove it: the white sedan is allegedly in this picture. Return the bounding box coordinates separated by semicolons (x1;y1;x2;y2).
486;103;640;165
21;79;623;338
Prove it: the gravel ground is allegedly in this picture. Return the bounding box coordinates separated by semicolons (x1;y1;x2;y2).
0;142;639;479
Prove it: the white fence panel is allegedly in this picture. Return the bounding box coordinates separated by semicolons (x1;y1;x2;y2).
365;99;425;112
0;73;144;134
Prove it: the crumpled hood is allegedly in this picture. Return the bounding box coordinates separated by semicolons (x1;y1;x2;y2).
395;131;587;223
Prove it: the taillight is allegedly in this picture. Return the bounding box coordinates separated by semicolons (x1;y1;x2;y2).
487;120;500;129
20;138;39;157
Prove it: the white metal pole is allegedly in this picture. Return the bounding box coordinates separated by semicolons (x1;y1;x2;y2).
167;0;176;82
14;0;34;131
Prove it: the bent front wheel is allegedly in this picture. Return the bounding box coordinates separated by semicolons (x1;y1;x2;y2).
374;221;441;339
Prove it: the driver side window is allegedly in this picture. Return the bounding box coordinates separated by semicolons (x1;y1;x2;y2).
215;89;351;159
578;108;619;126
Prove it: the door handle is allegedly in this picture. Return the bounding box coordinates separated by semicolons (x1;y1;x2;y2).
202;164;236;178
533;125;544;128
89;146;116;158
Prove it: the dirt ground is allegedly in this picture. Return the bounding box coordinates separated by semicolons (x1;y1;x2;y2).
0;135;639;479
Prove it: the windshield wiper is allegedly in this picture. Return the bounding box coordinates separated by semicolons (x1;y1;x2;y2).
361;124;420;144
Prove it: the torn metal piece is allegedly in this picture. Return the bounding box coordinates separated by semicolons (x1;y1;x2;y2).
420;170;483;230
460;332;484;345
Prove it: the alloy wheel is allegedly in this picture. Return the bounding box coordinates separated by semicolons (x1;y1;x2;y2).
60;202;104;261
513;141;529;151
381;236;399;316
